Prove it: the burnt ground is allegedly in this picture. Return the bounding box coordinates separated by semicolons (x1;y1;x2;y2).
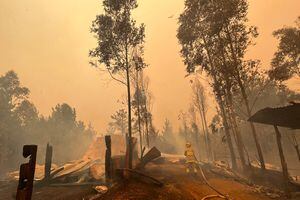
0;162;295;200
96;162;279;200
0;181;95;200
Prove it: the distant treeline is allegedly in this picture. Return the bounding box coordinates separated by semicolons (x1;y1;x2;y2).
0;71;95;177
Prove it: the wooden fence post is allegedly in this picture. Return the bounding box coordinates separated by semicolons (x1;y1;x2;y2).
16;145;38;200
44;143;53;181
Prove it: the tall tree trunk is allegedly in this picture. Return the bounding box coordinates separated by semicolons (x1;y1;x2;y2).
225;27;265;170
198;109;209;161
144;106;150;148
219;99;237;170
227;93;247;170
212;76;237;169
142;73;150;148
201;106;213;161
202;36;236;168
183;121;188;142
201;35;237;168
126;66;133;169
241;83;265;170
136;71;143;157
194;124;202;161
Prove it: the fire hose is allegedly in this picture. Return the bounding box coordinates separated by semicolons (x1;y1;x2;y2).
197;163;232;200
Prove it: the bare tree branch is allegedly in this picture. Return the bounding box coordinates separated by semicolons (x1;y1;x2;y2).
107;69;127;86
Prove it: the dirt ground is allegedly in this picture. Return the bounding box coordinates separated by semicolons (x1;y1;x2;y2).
0;162;293;200
0;181;95;200
96;162;282;200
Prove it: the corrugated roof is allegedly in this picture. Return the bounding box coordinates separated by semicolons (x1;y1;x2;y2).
248;103;300;129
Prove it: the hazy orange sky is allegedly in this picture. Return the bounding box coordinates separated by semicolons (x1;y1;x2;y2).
0;0;299;133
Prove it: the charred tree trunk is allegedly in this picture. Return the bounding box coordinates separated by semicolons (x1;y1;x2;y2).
126;65;133;169
105;135;112;182
140;72;150;148
136;71;143;158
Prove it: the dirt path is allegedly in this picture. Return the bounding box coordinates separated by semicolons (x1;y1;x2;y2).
97;162;278;200
0;162;286;200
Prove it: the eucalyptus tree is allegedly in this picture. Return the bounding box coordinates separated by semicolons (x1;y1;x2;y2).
178;0;268;170
131;69;153;149
178;0;238;169
89;0;145;168
188;104;202;160
269;16;300;82
204;0;265;170
191;79;212;161
108;109;128;136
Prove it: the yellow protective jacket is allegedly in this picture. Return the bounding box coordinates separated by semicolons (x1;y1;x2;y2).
184;147;197;163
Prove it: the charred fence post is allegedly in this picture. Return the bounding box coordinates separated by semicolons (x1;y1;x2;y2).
105;135;112;182
44;143;53;182
16;145;38;200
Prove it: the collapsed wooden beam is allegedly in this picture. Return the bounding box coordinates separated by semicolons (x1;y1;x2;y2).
137;147;161;169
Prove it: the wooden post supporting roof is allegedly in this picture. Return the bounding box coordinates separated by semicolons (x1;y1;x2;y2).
248;103;300;196
274;126;290;194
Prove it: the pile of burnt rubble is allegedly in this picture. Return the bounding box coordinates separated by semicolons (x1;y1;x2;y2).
10;135;300;200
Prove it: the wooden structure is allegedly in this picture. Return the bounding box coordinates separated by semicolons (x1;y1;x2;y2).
248;102;300;194
44;143;53;181
248;102;300;129
16;145;38;200
136;147;161;169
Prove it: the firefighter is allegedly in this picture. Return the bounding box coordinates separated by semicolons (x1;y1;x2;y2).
184;142;198;174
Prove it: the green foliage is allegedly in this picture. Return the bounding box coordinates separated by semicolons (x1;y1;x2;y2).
131;83;151;132
269;16;300;81
0;71;95;176
90;0;146;168
108;108;127;135
90;0;145;76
